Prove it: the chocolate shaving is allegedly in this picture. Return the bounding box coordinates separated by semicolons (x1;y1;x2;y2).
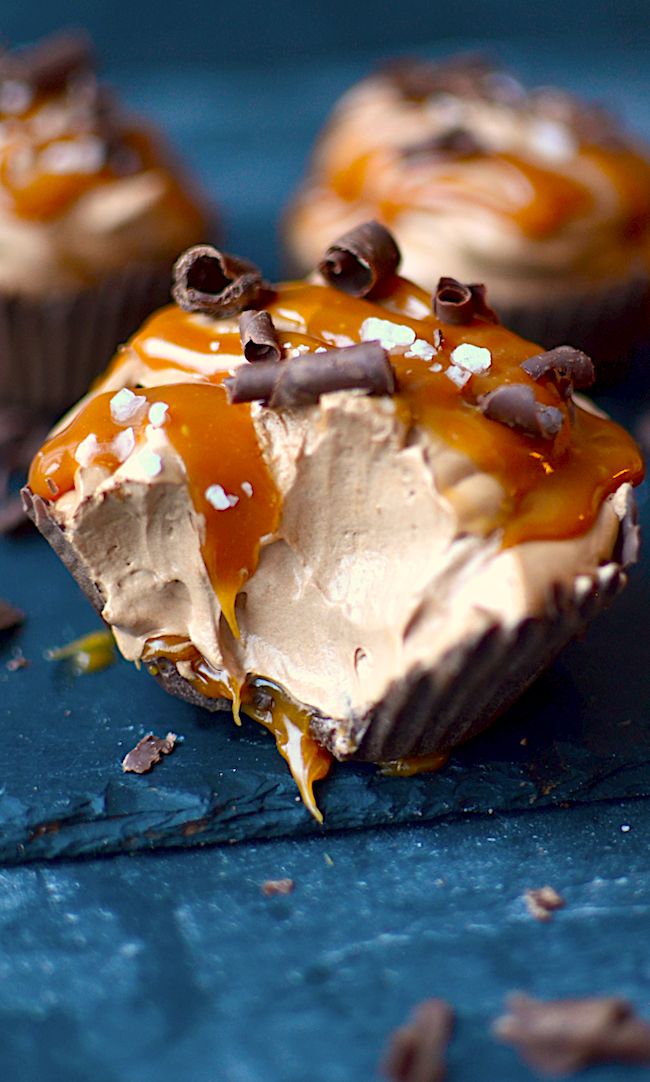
521;345;595;393
402;127;484;162
433;277;498;325
261;878;294;897
494;993;650;1076
239;310;282;363
172;245;265;318
382;999;455;1082
478;384;564;440
0;30;95;94
0;598;24;632
318;221;401;298
382;53;523;106
121;731;177;775
225;342;395;409
524;886;565;922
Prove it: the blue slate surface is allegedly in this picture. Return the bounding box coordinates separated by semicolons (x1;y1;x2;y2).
1;31;650;1082
1;801;650;1082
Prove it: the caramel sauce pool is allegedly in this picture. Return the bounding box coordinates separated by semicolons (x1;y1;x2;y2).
28;275;644;817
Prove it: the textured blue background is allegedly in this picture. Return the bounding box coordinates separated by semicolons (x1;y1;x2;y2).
1;7;650;1081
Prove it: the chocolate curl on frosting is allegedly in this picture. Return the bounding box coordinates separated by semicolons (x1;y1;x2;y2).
433;277;499;325
318;221;401;298
402;127;484;162
172;246;265;318
521;345;595;393
478;384;564;440
0;30;95;93
239;310;282;363
225;343;395;409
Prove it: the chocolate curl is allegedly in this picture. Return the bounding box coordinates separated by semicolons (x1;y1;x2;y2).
402;127;484;162
172;246;265;318
521;345;595;393
433;277;498;325
239;310;281;363
318;221;401;298
225;343;395;409
382;999;455;1082
0;30;95;93
494;993;650;1076
478;384;564;440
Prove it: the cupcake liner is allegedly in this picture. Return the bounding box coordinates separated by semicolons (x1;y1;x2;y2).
22;486;638;767
0;262;174;416
497;272;650;381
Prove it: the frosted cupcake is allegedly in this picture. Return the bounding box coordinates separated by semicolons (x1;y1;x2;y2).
284;55;650;376
0;30;212;413
24;224;643;819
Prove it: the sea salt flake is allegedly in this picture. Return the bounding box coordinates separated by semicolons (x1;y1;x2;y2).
135;446;162;477
113;427;136;462
360;317;416;350
74;433;99;467
530;119;576;161
205;484;239;511
241;482;253;498
445;365;472;388
148;401;169;428
429;362;443;373
450;343;492;374
405;338;437;361
110;388;147;424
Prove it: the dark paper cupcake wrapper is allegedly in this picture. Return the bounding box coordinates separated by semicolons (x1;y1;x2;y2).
0;263;173;415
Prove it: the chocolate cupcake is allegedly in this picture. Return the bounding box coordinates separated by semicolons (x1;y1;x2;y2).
23;224;643;819
0;30;212;415
284;55;650;376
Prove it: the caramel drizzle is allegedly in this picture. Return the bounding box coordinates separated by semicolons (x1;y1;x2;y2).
327;142;650;240
28;276;644;815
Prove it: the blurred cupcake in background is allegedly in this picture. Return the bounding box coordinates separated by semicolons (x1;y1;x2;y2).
284;55;650;377
0;29;213;415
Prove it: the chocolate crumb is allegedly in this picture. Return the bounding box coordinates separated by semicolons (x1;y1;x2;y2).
402;127;484;162
382;998;455;1082
6;651;29;671
478;384;564;440
494;993;650;1076
433;277;498;325
261;878;294;897
524;886;566;922
0;598;24;632
239;309;282;363
521;345;595;393
121;731;177;774
172;245;265;318
318;221;401;298
225;342;395;409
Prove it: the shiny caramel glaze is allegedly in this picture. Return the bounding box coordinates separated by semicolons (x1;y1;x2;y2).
330;148;602;240
28;274;644;816
141;637;331;820
0;86;205;228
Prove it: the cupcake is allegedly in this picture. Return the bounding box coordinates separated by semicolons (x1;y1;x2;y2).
0;30;212;415
23;223;643;820
284;55;650;375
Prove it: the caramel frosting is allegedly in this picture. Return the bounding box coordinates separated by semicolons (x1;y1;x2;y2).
27;233;644;817
285;57;650;307
0;32;209;295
